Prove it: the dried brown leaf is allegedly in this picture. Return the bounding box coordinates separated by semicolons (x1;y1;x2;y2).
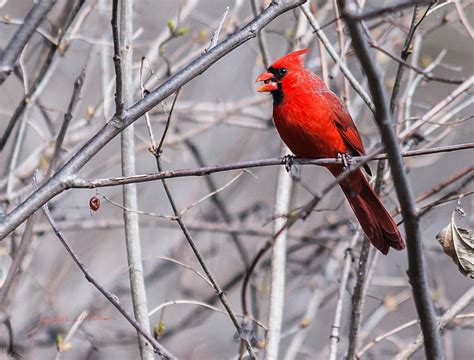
436;211;474;278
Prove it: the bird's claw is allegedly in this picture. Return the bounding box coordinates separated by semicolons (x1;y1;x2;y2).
283;154;296;173
283;154;301;180
337;153;353;171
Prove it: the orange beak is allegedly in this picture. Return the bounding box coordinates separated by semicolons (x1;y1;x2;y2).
256;71;278;92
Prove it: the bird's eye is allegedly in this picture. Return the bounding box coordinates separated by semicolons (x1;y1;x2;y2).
279;68;288;77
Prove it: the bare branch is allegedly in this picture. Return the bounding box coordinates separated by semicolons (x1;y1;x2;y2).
264;145;293;360
209;6;230;50
339;1;443;357
114;0;155;358
69;143;474;189
348;1;435;22
329;234;361;360
51;66;86;171
394;287;474;359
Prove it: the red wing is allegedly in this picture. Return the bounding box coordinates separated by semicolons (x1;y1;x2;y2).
324;91;372;175
325;91;366;156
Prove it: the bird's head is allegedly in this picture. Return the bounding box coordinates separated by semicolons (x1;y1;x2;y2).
255;49;309;101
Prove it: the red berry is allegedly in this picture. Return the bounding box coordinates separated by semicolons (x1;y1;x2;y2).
89;197;100;211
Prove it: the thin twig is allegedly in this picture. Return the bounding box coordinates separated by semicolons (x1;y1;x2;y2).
180;171;245;216
358;313;474;357
36;178;177;360
209;6;230;50
151;91;256;358
394;287;474;359
148;299;267;330
182;138;251;265
51;67;86;171
55;310;89;360
71;143;474;189
393;164;474;217
371;42;463;86
345;238;372;359
332;0;351;108
454;0;474;39
348;1;434;22
146;256;213;288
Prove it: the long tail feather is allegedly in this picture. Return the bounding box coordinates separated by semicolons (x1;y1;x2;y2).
331;168;405;255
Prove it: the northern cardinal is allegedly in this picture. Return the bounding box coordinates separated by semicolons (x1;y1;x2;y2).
256;49;405;254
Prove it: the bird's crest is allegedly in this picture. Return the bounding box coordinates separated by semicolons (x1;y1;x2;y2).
270;48;309;69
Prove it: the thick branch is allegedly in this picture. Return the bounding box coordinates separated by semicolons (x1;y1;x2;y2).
339;1;443;358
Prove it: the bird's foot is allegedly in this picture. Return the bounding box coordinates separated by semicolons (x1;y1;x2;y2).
337;153;353;171
283;154;301;180
282;154;296;173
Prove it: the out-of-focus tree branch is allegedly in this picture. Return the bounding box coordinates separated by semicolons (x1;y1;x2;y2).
113;0;155;358
0;0;57;85
394;287;474;359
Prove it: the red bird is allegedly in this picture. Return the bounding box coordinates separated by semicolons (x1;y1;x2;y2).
256;49;405;254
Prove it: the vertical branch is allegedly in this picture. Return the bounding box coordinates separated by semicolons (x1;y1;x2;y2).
111;0;123;115
328;233;360;360
339;1;443;358
51;67;86;171
263;145;293;360
389;4;423;114
345;239;372;359
114;0;154;358
251;0;270;68
347;5;433;358
374;4;425;191
332;0;351;108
